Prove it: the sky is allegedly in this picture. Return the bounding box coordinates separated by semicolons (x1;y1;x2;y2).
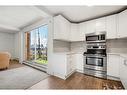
30;24;48;48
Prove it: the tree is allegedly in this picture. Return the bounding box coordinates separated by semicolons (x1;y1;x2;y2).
37;29;41;59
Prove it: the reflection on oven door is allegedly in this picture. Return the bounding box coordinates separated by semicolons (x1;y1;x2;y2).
86;57;103;67
84;56;107;72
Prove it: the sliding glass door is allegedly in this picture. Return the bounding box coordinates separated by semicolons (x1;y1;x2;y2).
25;25;48;65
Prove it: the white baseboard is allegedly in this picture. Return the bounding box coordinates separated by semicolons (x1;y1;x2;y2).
76;69;84;73
107;75;120;81
53;70;76;80
53;72;66;80
65;70;76;79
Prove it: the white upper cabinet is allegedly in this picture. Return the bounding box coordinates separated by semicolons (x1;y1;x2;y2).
95;17;106;32
78;22;86;41
86;20;96;34
54;15;70;41
118;9;127;38
85;17;106;34
70;23;79;41
53;12;127;41
70;23;86;41
106;14;117;39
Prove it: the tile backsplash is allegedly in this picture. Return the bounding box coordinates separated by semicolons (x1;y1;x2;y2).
70;41;86;53
53;40;70;52
53;39;127;54
107;39;127;54
53;40;86;53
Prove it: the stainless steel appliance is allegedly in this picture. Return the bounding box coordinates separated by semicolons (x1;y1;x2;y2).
84;32;107;78
86;32;106;43
86;43;106;50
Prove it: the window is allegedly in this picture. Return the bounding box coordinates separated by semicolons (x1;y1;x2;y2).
25;25;48;65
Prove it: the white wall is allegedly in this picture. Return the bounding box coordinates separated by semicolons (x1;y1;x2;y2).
0;32;15;58
14;32;21;59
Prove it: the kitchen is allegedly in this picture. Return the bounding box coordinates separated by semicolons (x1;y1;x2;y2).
0;5;126;90
0;0;127;94
50;6;127;89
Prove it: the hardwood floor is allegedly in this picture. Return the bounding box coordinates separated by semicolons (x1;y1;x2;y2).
29;72;124;89
0;60;124;89
8;60;25;70
0;60;24;71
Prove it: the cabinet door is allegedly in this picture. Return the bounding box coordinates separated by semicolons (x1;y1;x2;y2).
79;22;86;41
52;54;67;79
86;20;96;34
67;55;72;75
70;23;86;41
64;18;70;40
53;15;70;41
107;54;120;78
118;9;127;38
106;15;117;39
71;54;76;71
95;17;106;31
54;16;61;39
76;54;84;72
119;57;127;89
70;23;78;41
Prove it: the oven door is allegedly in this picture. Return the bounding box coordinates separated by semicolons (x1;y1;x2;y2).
84;55;106;71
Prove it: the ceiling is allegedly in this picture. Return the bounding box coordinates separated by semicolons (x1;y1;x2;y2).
0;6;126;33
0;6;50;33
41;6;126;23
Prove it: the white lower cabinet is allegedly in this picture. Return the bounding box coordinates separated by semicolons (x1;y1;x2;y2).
107;54;120;79
107;54;127;89
66;54;75;75
119;56;127;89
67;54;84;74
52;53;67;79
52;53;84;79
75;54;84;73
52;53;77;79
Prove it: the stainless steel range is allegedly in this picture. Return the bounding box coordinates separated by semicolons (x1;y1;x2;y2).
84;32;107;78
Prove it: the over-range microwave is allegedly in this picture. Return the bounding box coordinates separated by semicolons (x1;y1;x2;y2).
86;32;106;43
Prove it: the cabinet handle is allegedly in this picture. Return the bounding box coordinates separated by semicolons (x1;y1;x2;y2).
124;60;127;66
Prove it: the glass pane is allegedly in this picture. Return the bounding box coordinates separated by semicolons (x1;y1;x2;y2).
34;25;48;64
25;24;48;65
30;30;36;61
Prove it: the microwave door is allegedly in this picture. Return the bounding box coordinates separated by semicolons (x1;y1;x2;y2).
86;35;99;42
